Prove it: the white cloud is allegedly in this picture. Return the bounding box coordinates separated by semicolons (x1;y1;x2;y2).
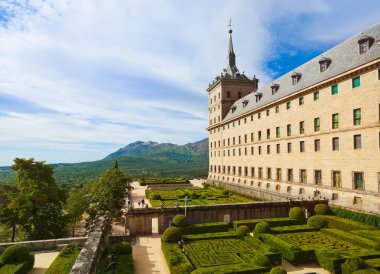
0;0;379;165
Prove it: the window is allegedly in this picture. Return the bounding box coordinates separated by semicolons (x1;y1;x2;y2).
332;113;339;129
267;129;270;139
314;139;320;151
320;61;328;72
251;167;255;177
332;171;341;187
276;127;280;138
353;196;362;205
353;172;364;190
266;109;270;116
276;168;282;181
353;108;361;125
267;145;270;154
287;169;293;182
287;124;292;136
258;146;261;155
314;118;320;132
251;133;254;142
331;85;338;95
332;137;339;151
299;97;304;105
378;69;380;80
300;141;305;152
276;144;280;154
354;134;362;149
258;167;262;179
238;91;242;98
271;84;279;94
359;40;369;54
287;142;292;153
267;168;272;179
258;113;261;119
300;169;307;183
275;106;279;113
258;131;262;141
251;147;254;155
244;134;247;143
286;102;291;109
352;76;360;88
238;136;241;144
233;137;235;145
314;91;320;101
299;121;305;134
315;170;322;185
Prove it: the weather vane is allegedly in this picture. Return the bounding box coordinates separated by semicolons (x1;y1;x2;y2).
227;19;232;31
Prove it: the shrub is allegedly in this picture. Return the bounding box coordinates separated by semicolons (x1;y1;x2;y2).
180;222;229;235
172;214;189;227
109;241;132;255
45;243;81;274
162;227;182;243
289;207;305;220
307;215;327;229
236;225;249;238
323;216;376;231
161;242;194;274
152;193;161;200
253;254;271;267
342;257;364;274
330;206;380;228
270;266;287;274
1;245;30;264
222;190;229;195
234;217;305;231
314;204;331;215
0;255;34;274
255;222;271;234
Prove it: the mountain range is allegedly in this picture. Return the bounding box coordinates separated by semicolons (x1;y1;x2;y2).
0;138;209;189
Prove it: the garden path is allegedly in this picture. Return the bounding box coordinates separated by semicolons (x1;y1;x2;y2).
28;251;59;274
131;181;151;209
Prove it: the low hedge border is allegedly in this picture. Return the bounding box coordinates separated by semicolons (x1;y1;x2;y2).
182;232;237;241
161;242;194;274
330;206;380;228
271;225;317;234
321;229;377;249
323;216;377;231
190;264;272;274
233;217;305;231
180;222;229;235
350;230;380;243
45;243;81;274
0;255;34;274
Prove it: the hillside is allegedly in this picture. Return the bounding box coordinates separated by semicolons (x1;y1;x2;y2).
0;138;209;189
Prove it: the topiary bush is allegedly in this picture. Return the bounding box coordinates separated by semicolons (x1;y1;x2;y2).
236;225;249;238
1;244;30;264
255;222;271;234
222;190;230;195
314;204;331;215
307;215;327;229
289;207;305;220
341;257;364;274
173;214;189;227
270;266;287;274
152;193;161;200
108;241;132;255
253;254;271;267
162;227;182;243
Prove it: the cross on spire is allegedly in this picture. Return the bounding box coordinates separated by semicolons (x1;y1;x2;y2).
227;19;232;33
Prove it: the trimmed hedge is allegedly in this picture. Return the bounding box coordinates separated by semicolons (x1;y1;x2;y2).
162;227;182;243
321;229;377;249
182;231;237;241
236;225;249;238
0;245;34;274
233;217;305;231
330;206;380;228
161;242;194;274
95;242;134;274
342;257;364;274
307;215;327;229
114;254;134;274
350;230;380;243
45;243;81;274
139;178;190;186
289;207;306;221
173;214;189;227
323;216;376;231
108;241;132;255
255;222;271;234
271;225;316;234
315;249;346;274
270;266;287;274
253;254;271;267
0;256;34;274
180;222;229;235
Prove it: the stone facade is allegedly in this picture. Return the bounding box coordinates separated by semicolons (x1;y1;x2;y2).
208;25;380;214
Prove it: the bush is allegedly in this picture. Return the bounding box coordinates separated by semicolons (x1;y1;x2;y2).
152;193;161;200
323;216;376;231
45;243;81;274
0;255;34;274
289;207;305;220
234;217;305;231
222;190;229;195
1;245;30;264
342;257;364;274
109;241;132;255
330;206;380;228
173;214;189;227
236;225;249;238
255;222;271;234
161;242;194;274
314;204;331;215
307;215;327;229
253;254;271;267
162;227;182;243
270;266;287;274
180;222;229;235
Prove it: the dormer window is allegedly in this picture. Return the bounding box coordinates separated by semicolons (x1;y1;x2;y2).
358;35;374;54
242;99;249;108
231;105;237;113
271;84;280;95
291;72;301;85
255;92;263;103
319;56;331;72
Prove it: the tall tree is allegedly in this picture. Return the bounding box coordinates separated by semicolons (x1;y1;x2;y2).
65;189;89;236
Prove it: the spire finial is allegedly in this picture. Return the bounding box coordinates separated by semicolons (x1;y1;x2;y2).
227;18;232;33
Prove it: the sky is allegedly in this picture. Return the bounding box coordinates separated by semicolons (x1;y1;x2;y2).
0;0;380;166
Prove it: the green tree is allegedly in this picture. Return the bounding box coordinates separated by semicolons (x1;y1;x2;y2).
89;167;131;218
65;189;89;236
11;158;68;240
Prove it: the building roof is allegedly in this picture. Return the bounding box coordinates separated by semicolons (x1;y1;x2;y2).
223;22;380;122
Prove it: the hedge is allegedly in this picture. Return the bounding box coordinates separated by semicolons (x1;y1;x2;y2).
314;204;331;215
233;217;305;231
139;178;190;186
321;229;378;249
330;206;380;228
114;254;134;274
0;245;30;265
289;207;306;220
161;242;194;274
173;214;189;227
162;227;182;243
182;231;237;241
190;264;272;274
341;257;364;274
0;256;34;274
269;266;287;274
315;249;346;274
323;216;377;231
307;215;328;229
350;230;380;243
271;225;317;234
45;243;81;274
180;222;229;235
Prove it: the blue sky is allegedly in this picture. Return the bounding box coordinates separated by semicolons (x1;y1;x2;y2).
0;0;380;166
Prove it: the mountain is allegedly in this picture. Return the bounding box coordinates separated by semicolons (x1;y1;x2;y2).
0;138;209;189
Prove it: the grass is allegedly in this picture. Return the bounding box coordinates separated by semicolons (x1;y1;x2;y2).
45;244;81;274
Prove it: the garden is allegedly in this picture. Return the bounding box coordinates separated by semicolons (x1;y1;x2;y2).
146;187;259;207
161;205;380;274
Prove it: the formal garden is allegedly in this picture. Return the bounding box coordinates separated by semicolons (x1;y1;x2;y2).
146;186;259;207
161;204;380;274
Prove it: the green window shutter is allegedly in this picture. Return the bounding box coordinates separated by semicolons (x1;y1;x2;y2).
314;91;320;100
333;114;339;123
353;77;360;88
315;118;320;126
332;85;338;95
354;109;361;119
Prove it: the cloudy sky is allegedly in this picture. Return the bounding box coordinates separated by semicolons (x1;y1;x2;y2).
0;0;380;165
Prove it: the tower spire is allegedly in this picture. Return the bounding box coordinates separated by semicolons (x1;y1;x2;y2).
225;19;239;77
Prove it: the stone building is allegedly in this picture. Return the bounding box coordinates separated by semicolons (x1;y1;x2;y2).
207;23;380;213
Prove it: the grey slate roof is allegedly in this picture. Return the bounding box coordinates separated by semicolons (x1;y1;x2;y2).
223;22;380;122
